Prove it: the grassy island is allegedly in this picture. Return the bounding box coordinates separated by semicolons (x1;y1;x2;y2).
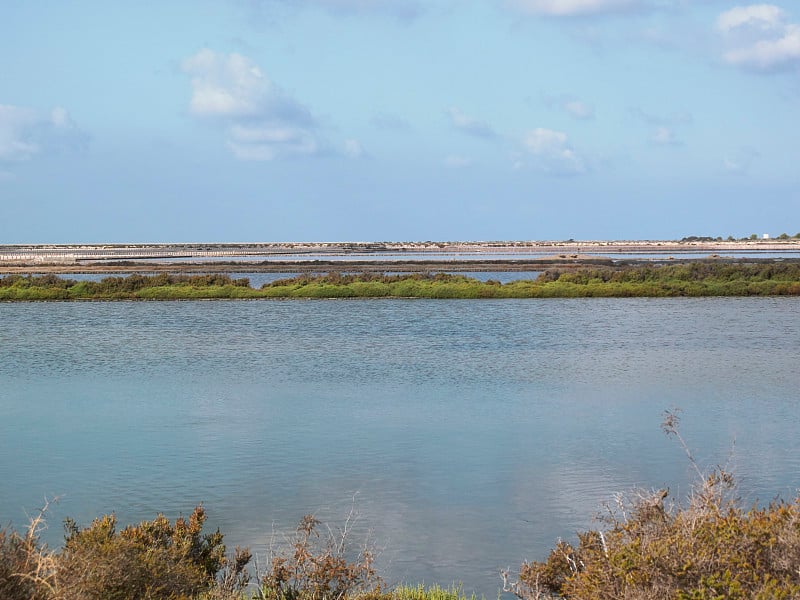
2;262;800;301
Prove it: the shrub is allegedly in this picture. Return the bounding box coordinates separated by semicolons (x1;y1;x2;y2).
258;514;381;600
504;410;800;600
1;505;250;600
0;505;54;600
57;506;234;600
5;264;800;300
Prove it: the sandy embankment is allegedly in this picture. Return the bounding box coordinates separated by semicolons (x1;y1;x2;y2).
1;240;798;275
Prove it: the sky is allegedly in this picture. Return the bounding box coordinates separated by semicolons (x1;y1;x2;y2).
1;0;799;243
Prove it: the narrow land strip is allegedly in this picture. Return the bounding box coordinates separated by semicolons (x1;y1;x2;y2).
3;262;800;300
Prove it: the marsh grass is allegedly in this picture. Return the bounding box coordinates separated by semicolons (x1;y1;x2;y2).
397;585;476;600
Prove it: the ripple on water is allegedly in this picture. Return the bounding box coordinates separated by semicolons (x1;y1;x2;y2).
2;297;799;596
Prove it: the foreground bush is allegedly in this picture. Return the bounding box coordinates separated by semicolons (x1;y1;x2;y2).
258;513;380;600
504;411;800;600
0;507;379;600
0;506;250;600
0;507;52;600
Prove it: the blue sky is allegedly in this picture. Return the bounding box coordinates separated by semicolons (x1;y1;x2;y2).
1;0;798;242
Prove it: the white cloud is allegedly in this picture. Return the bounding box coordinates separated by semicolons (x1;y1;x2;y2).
0;104;84;162
543;94;595;119
521;128;586;174
716;5;800;71
0;105;40;161
307;0;421;19
50;107;71;128
716;4;785;33
183;49;313;124
724;26;800;70
524;128;566;153
250;0;421;21
446;107;497;138
651;126;680;145
370;112;412;130
227;124;318;161
343;138;365;158
225;124;318;161
444;155;473;168
564;100;595;119
630;107;692;127
724;146;760;174
183;49;320;160
508;0;640;17
631;107;690;145
184;49;266;118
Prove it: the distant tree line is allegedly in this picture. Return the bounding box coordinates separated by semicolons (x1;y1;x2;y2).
682;233;800;242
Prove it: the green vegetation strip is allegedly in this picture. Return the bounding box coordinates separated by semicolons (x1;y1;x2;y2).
3;262;800;300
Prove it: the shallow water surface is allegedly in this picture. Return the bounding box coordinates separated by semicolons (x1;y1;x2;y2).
1;298;799;595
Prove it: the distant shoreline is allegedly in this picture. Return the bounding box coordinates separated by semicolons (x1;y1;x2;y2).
3;257;800;276
2;240;799;274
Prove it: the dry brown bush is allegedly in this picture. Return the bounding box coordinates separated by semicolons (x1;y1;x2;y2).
0;501;56;600
257;512;381;600
0;505;250;600
504;410;800;600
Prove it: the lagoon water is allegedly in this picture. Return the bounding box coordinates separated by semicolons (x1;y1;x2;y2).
1;298;799;595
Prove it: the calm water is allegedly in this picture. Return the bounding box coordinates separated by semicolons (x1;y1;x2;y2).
1;298;799;595
140;250;800;262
